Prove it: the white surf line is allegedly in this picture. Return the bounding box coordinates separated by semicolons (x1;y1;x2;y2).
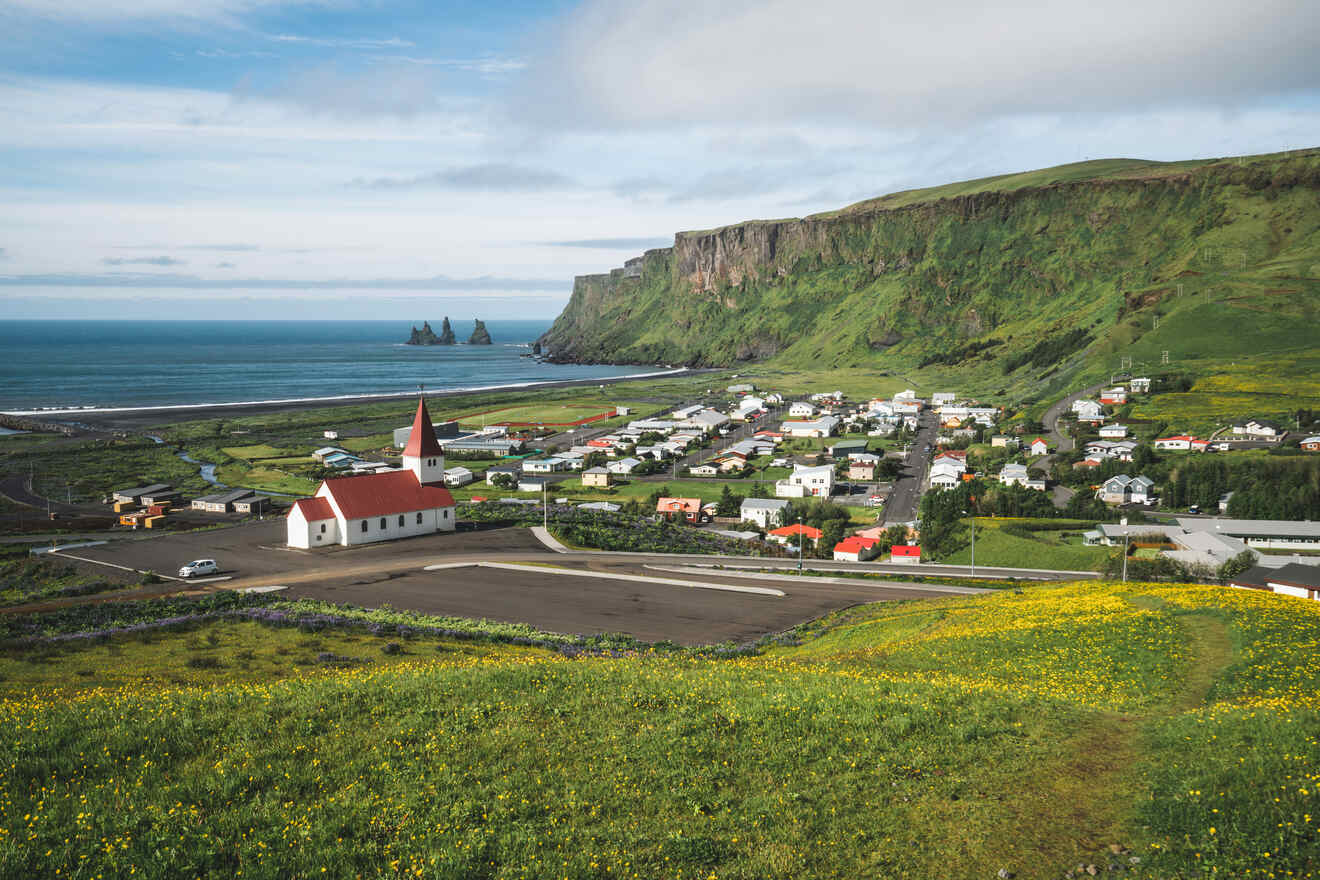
50;550;184;581
643;565;993;595
423;561;785;598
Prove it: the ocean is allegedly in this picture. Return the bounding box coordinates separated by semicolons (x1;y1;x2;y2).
0;320;655;413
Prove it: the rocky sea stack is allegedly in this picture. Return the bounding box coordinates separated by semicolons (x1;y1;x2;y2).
468;319;493;345
407;318;456;345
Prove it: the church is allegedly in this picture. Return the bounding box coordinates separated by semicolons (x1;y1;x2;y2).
286;398;457;548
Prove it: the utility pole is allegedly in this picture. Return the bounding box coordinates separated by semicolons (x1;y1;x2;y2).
797;517;803;574
1121;516;1129;583
970;514;976;579
543;483;548;532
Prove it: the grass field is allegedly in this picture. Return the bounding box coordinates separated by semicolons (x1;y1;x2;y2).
1;581;1316;878
936;519;1109;572
453;403;618;427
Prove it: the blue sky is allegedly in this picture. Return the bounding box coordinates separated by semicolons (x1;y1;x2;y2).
1;0;1317;319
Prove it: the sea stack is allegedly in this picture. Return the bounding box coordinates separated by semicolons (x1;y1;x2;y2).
405;318;456;345
468;319;493;345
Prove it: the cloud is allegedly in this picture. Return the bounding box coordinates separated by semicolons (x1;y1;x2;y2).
0;272;568;291
515;0;1320;129
243;63;454;117
0;248;7;261
541;237;672;250
215;261;237;268
353;162;576;192
386;56;526;75
269;34;414;50
102;256;187;266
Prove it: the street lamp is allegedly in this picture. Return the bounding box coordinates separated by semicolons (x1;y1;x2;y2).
963;509;976;578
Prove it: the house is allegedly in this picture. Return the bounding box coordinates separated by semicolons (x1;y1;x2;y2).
1098;474;1134;504
726;383;755;393
323;430;339;440
287;399;455;549
392;419;461;448
894;389;918;401
932;392;956;406
581;467;612;488
928;463;962;490
111;483;171;505
788;402;818;418
1129;377;1151;393
740;498;791;529
443;467;474;487
672;404;704;420
932;451;967;471
775;464;834;498
606;457;642;475
1098;424;1129;439
1218;491;1235;513
736;395;766;414
890;544;922;564
1085;440;1137;461
999;463;1031;486
1099;387;1128;405
991;435;1020;449
1128;475;1156;504
833;535;881;562
312;446;348;463
1233;419;1283;439
485;464;523;486
1072;400;1104;423
779;416;841;438
138;488;182;506
689;463;720;477
523;457;567;474
1029;438;1049;456
848;461;877;481
322;452;361;469
684;409;731;433
518;475;561;493
441;435;523;456
1230;563;1320;601
1025;478;1047;491
1154;435;1196;451
766;523;822;547
191;488;269;514
657;497;704;524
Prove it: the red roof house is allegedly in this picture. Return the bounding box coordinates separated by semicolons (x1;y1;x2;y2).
891;544;922;563
767;523;823;544
657;497;704;523
833;535;880;562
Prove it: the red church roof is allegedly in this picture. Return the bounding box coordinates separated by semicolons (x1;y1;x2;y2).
290;497;334;521
321;470;454;519
402;398;445;459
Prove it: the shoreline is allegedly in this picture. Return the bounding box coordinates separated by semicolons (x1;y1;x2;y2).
15;368;714;431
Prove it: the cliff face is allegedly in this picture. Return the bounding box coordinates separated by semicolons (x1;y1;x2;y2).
537;150;1320;378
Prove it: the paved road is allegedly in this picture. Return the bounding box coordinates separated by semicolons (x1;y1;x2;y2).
882;411;939;525
1041;382;1105;457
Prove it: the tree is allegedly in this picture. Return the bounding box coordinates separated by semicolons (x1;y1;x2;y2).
1217;550;1257;580
715;485;743;517
819;519;846;557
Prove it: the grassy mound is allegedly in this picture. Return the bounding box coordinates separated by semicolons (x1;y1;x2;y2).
1;582;1316;878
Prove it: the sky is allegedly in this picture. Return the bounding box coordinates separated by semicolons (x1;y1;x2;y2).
1;0;1317;320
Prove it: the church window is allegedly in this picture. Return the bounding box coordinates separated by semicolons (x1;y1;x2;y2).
398;515;405;526
360;521;368;533
379;517;387;529
416;512;423;524
320;523;326;534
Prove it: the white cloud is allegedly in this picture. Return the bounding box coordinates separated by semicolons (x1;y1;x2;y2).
518;0;1320;129
0;0;327;23
268;33;413;49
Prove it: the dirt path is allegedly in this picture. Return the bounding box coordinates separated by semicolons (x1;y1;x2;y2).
966;608;1233;879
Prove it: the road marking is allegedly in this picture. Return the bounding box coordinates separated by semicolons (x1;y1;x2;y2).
189;575;233;584
423;561;786;597
239;585;287;594
50;551;184;581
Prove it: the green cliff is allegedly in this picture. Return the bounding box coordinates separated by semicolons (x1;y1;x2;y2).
538;149;1320;390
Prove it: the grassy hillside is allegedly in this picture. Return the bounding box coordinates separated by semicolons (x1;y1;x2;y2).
540;148;1320;408
2;582;1317;878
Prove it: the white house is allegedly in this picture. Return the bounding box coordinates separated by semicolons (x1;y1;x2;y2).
1129;475;1156;505
287;399;456;549
991;435;1020;449
932;392;956;406
780;416;841;438
1000;463;1031;486
1129;377;1151;393
740;498;790;528
523;457;567;473
788;402;818;418
443;466;474;487
689;463;720;476
606;457;643;475
929;462;963;490
1154;435;1195;451
775;464;834;498
1098;424;1129;439
672;404;704;420
1072;400;1104;422
1029;438;1049;456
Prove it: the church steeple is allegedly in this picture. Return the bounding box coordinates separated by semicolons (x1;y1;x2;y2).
402;398;445;484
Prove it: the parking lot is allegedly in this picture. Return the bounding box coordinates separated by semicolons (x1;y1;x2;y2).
51;522;974;645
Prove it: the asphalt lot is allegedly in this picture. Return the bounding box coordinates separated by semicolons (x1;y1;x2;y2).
49;522;980;645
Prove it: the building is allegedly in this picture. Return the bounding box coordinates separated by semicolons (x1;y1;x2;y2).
1099;387;1128;405
1302;436;1320;452
312;446;348;463
606;457;642;475
1130;377;1151;393
766;523;822;547
775;464;834;498
392;420;461;449
740;498;790;529
523;457;567;473
484;464;522;486
991;435;1020;449
779;416;841;438
726;383;755;393
999;463;1030;486
829;439;869;458
788;402;818;418
443;467;474;487
1098;424;1129;439
684;410;731;433
833;535;880;562
288;400;456;549
689;463;719;476
890;544;922;564
848;461;877;480
112;483;171;505
1029;437;1049;456
1232;419;1283;439
518;475;562;494
928;463;962;490
672;404;704;420
578;501;621;513
191;489;270;514
1230;563;1320;601
657;497;704;524
441;435;524;456
1154;435;1197;451
582;467;612;488
1072;400;1104;423
1096;474;1155;505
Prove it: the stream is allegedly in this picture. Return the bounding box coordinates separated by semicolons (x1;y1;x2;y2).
147;434;226;487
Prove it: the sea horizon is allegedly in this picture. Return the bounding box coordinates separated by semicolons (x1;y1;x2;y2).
0;319;657;413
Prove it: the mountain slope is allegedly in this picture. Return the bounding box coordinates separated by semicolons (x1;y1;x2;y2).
539;149;1320;393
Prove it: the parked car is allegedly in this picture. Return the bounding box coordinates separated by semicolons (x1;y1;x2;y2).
178;559;218;578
